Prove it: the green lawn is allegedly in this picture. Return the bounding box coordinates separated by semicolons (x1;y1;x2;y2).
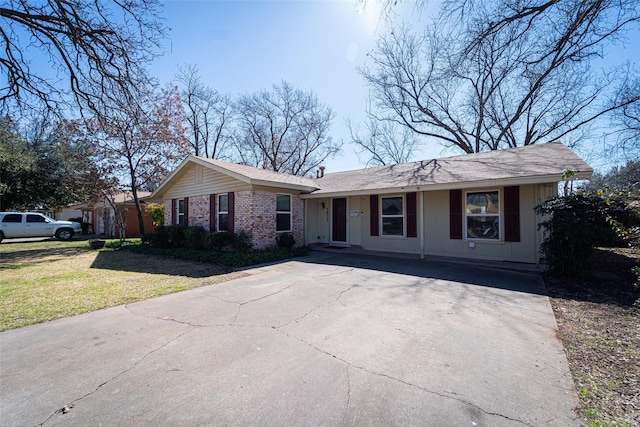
0;240;239;331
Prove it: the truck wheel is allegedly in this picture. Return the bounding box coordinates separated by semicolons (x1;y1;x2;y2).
55;229;74;241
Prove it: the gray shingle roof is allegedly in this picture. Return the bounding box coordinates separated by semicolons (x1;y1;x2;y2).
307;142;592;197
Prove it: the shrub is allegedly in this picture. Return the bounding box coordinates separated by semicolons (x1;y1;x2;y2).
276;232;295;249
231;230;253;253
205;231;235;251
145;203;165;226
143;225;171;248
143;227;254;254
535;191;637;277
184;226;207;250
167;225;187;248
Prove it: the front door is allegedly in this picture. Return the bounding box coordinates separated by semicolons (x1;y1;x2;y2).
332;198;347;243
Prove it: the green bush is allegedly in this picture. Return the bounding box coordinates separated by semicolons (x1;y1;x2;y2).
205;231;235;251
126;245;310;268
184;226;207;250
231;230;253;253
276;232;295;249
143;226;255;253
535;192;636;277
143;225;171;248
168;225;187;248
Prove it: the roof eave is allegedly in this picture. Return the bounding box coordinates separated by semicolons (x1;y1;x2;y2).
300;171;593;199
250;179;319;192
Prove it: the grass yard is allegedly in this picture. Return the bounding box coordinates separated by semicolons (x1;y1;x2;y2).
0;240;241;331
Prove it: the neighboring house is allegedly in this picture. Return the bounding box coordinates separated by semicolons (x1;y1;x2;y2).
152;142;592;264
56;191;158;238
93;191;158;238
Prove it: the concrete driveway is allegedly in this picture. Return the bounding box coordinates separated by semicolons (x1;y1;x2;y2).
0;251;580;426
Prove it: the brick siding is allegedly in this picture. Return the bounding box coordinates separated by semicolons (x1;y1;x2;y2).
163;201;172;226
163;191;304;250
187;195;211;230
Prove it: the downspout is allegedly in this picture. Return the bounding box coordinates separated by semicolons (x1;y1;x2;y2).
419;191;425;260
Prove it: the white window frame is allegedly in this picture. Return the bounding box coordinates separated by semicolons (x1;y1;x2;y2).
218;193;229;231
380;194;405;237
465;190;501;240
276;194;292;233
177;199;185;226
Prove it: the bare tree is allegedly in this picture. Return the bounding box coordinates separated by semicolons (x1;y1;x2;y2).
0;0;165;115
361;0;640;154
175;64;233;159
88;84;189;236
234;81;340;176
347;106;420;166
608;73;640;161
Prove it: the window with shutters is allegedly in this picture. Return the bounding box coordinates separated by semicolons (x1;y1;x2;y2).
465;191;500;240
218;194;229;231
381;195;404;236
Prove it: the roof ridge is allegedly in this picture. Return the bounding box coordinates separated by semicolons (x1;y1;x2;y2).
320;142;567;178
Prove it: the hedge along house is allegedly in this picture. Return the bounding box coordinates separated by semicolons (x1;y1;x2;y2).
303;142;592;264
150;156;320;249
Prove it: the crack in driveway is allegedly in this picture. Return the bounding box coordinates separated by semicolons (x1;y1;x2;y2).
275;328;534;427
37;327;196;426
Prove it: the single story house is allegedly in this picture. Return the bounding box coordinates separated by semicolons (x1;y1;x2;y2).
151;142;592;264
92;191;158;238
56;191;158;238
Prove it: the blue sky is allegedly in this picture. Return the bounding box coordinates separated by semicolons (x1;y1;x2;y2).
150;0;638;173
151;0;442;172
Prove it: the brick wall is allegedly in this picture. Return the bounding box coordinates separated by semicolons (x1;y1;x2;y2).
235;190;274;249
117;206;155;238
291;195;304;247
235;190;305;249
163;200;172;226
187;195;211;230
163;190;305;249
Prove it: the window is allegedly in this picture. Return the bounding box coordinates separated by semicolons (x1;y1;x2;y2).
466;191;500;240
276;194;291;232
218;194;229;231
381;196;404;236
2;214;22;223
27;214;47;223
177;199;185;226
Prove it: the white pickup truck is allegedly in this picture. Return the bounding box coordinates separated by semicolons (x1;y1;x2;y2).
0;212;82;243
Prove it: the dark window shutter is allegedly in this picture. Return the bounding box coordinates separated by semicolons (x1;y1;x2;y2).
183;197;189;227
504;186;520;242
449;189;462;240
228;192;235;233
171;199;176;225
209;194;216;232
369;195;379;236
406;192;417;238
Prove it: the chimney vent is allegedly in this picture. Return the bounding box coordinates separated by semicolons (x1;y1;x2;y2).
319;166;325;178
